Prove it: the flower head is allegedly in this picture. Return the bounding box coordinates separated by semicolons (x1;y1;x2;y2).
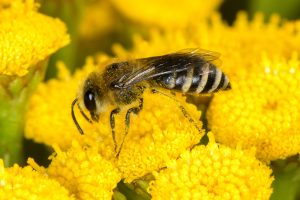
0;0;69;76
109;90;203;182
79;0;116;39
0;159;74;200
110;0;222;28
207;54;300;161
149;133;274;200
45;141;121;200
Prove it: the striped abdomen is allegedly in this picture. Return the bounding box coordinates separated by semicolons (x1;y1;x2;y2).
154;63;231;94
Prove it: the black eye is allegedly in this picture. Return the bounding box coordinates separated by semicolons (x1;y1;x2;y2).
84;89;97;112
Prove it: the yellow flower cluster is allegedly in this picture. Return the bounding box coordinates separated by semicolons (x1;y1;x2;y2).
207;54;300;161
0;0;69;76
3;0;286;199
149;133;273;200
111;90;203;182
110;0;222;28
45;141;121;200
0;159;74;200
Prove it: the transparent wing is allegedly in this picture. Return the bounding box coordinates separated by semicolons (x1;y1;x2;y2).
175;48;220;62
113;49;220;89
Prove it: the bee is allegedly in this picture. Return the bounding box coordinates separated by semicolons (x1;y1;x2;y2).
71;49;231;157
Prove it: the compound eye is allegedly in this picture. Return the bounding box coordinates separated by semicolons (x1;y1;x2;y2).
84;89;97;112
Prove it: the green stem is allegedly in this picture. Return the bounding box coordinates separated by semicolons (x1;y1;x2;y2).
0;100;25;166
0;61;47;166
270;158;300;200
117;180;151;200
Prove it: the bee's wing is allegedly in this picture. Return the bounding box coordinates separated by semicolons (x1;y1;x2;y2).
114;49;220;88
175;48;220;61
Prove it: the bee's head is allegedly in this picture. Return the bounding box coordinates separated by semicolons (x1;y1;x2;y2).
72;72;105;135
80;72;105;122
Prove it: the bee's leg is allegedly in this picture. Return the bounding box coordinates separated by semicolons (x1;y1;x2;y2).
116;98;144;158
110;108;121;152
151;88;202;132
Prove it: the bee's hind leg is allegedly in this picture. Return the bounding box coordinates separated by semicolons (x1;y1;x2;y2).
116;98;143;158
110;108;121;152
151;88;202;133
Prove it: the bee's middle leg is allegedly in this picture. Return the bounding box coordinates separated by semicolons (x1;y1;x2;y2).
110;108;121;152
116;98;144;158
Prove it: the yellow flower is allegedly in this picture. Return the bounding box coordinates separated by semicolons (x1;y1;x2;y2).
0;0;69;76
110;0;222;28
26;56;204;182
79;0;116;39
0;159;74;200
149;133;274;200
207;54;300;161
25;11;299;190
0;0;69;166
45;141;121;200
108;90;203;182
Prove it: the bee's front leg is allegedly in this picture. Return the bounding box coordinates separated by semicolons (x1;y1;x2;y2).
116;98;143;158
110;108;121;152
